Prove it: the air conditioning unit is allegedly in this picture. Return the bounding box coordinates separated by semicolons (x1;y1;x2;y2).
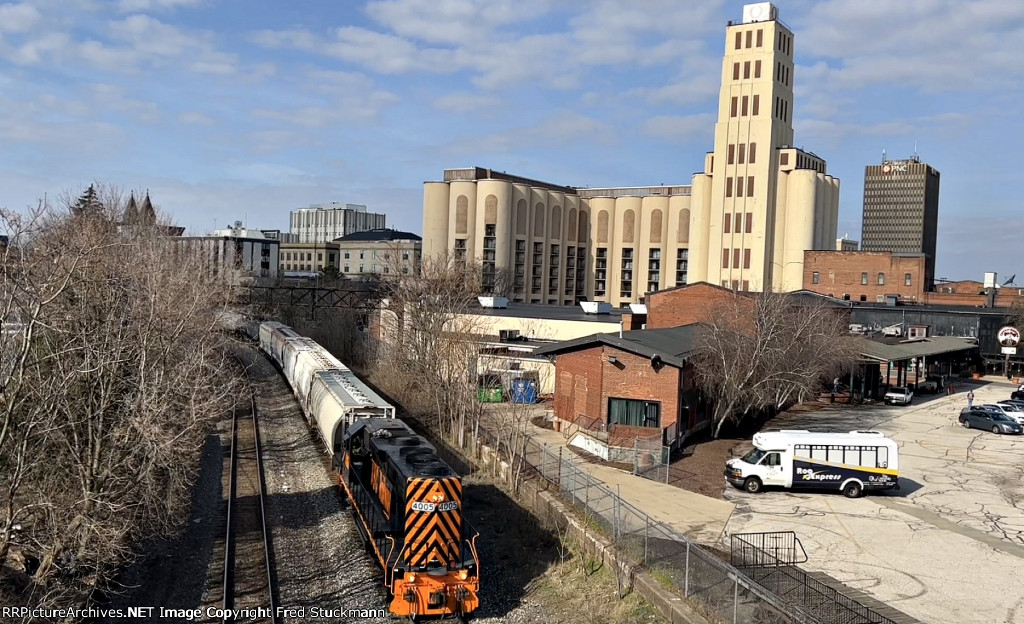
499;329;521;342
876;295;885;303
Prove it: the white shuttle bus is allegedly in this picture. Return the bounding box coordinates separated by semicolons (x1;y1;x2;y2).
725;430;899;498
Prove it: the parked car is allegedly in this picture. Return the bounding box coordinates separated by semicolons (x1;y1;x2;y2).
1012;390;1024;401
980;403;1024;425
1000;399;1024;410
959;408;1023;434
884;386;914;405
916;380;939;393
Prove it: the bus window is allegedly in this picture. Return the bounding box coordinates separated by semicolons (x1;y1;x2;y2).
877;446;888;468
827;446;843;463
811;445;827;461
794;444;810;459
861;447;877;468
844;447;860;465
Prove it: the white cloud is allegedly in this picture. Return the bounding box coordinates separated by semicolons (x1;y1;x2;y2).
640;113;715;143
0;3;42;33
432;92;501;114
90;83;162;122
440;110;618;157
796;0;1024;92
178;111;215;126
116;0;201;11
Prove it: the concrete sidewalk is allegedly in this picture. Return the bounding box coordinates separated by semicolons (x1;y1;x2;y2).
523;417;735;546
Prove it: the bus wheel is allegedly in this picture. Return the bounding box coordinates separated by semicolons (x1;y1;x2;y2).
843;481;862;498
743;477;762;494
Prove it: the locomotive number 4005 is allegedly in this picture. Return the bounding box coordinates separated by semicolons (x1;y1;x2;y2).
411;501;459;512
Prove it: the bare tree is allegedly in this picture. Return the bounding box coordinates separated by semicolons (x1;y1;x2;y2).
1008;299;1024;331
692;290;858;437
0;187;238;617
368;252;487;447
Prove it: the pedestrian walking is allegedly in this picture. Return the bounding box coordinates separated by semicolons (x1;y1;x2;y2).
967;390;974;409
833;377;841;393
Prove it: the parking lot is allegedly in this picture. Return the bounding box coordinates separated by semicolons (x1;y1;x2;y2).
722;381;1024;624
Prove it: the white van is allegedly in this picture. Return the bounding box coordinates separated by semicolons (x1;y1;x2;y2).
725;430;899;498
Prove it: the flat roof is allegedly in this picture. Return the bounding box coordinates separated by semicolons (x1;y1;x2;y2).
466;303;625;323
853;336;979;362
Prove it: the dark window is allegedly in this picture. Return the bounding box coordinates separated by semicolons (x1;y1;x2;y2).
726;177;733;197
861;272;868;285
728;144;735;164
741;95;748;116
608;397;660;428
905;273;912;286
745;212;753;233
735;31;742;49
722;249;730;269
736;177;744;197
733;248;741;268
733;62;740;80
745;30;752;48
742;280;749;291
738;144;745;164
752;94;759;116
749;142;756;163
756;29;763;47
724;213;732;233
747;176;755;196
743;61;750;79
754;60;761;78
780;152;788;166
731;96;737;117
743;249;751;269
812;271;820;284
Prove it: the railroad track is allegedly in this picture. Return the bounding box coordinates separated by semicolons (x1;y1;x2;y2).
222;361;277;623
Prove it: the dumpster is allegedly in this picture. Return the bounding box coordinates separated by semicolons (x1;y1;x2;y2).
511;378;538;404
478;387;503;403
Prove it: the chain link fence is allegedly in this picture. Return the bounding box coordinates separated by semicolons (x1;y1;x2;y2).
466;419;910;624
632;433;670;484
471;423;813;624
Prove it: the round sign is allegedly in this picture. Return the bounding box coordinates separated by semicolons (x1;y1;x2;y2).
882;163;892;174
750;5;763;18
998;326;1021;347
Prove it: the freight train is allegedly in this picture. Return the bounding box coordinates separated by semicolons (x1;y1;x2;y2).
256;321;480;620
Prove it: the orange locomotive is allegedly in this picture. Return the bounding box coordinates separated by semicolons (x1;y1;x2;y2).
336;418;480;620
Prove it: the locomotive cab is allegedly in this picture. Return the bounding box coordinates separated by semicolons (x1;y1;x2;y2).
339;419;480;619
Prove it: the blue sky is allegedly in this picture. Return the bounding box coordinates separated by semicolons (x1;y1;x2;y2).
1;0;1022;282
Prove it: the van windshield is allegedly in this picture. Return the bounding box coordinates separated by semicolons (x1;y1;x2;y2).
741;448;767;464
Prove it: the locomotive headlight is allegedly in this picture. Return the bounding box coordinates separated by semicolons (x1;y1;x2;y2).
458;570;468;580
405;573;416;583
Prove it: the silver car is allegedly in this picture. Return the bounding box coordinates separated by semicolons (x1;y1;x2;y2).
959;408;1023;434
979;403;1024;425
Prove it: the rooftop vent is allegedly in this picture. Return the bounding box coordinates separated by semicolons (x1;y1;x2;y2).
580;301;612;315
478;296;509;309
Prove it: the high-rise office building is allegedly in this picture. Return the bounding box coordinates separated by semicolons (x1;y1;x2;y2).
421;2;838;304
860;155;940;288
289;203;386;243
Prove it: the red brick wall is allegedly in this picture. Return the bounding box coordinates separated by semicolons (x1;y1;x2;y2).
802;251;926;302
646;283;749;329
553;344;681;437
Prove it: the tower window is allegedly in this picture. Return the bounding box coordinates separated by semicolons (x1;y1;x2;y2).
741;95;749;116
733;62;740;80
745;30;752;48
878;273;886;285
733;248;741;268
722;249;730;269
756;29;763;47
747;176;755;196
861;272;868;285
743;61;750;79
812;271;820;284
728;144;735;164
735;31;742;49
724;213;732;232
754;60;761;78
738;144;746;164
743;249;751;270
745;212;753;233
749;142;757;163
731;96;738;117
752;95;759;116
905;273;912;286
726;177;733;197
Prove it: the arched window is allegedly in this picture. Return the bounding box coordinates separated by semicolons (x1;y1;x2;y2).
515;199;527;235
533;203;545;237
484;194;497;224
551;205;561;239
455;195;468;234
597;210;609;243
677;208;690;243
577;211;588;244
622;209;635;243
567;208;577;242
649;209;663;243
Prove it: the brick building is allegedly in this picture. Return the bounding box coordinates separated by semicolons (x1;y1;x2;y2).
801;251;927;302
533;326;709;457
